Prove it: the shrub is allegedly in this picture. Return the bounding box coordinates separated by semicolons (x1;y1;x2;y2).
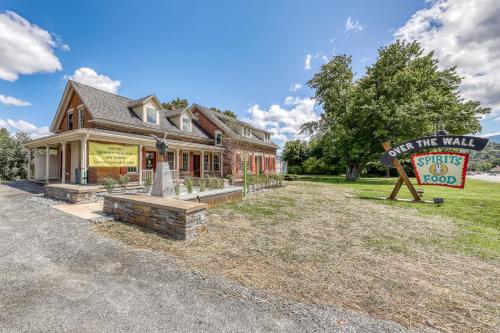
287;164;303;175
144;176;153;193
199;179;205;192
226;174;234;185
174;182;180;196
185;177;193;193
103;177;118;193
117;175;130;192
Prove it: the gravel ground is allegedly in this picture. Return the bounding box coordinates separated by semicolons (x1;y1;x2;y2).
0;181;433;333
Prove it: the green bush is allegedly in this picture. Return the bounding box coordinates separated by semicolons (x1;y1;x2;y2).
226;174;234;185
117;175;130;192
287;164;303;174
103;177;118;193
199;179;205;192
185;177;193;193
174;182;180;196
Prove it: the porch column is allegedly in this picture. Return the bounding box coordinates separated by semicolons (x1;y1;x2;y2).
138;144;143;184
61;142;66;184
220;152;223;178
45;145;50;184
80;135;88;184
201;151;205;178
26;149;32;180
176;148;180;180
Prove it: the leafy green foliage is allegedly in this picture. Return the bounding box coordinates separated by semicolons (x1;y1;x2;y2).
117;175;130;192
103;177;118;193
469;142;500;171
305;40;490;180
210;107;237;119
0;128;31;181
162;98;188;110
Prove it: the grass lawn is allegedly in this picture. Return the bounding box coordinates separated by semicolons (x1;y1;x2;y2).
302;175;500;259
95;180;499;333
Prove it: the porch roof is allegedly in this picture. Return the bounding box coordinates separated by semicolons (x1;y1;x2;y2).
24;128;225;152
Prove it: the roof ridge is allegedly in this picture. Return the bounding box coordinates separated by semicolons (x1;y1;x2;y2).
69;80;133;100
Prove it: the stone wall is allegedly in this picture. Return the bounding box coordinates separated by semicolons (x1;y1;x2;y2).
103;194;208;240
44;185;95;203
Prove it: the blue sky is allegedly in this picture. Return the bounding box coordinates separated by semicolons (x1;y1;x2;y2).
0;0;499;143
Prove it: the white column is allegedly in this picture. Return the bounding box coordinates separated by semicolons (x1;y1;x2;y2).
201;151;205;178
220;152;223;178
80;135;88;184
176;148;180;180
61;142;66;184
138;144;143;184
26;149;32;180
45;145;50;184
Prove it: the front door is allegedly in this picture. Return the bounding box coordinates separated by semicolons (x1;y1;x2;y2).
193;154;201;177
145;151;156;172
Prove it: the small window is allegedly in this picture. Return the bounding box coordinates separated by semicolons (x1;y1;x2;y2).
182;152;189;171
264;133;271;141
127;166;138;173
242;127;251;137
204;154;209;171
213;154;220;172
182;117;191;131
215;131;222;145
78;108;85;128
146;107;156;123
68;112;74;130
167;151;175;170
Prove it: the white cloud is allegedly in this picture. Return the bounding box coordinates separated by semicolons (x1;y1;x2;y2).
66;67;121;93
245;96;318;143
0;118;50;138
0;94;30;106
304;54;312;70
289;83;302;92
0;11;63;81
345;17;365;33
395;0;500;117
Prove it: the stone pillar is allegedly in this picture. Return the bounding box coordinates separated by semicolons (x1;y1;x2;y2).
45;145;50;184
26;149;32;180
201;151;205;178
138;144;143;184
61;142;66;184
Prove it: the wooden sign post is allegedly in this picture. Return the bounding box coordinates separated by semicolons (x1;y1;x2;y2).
383;142;421;202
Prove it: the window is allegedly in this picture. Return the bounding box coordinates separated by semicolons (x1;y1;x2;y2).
145;152;155;170
127;166;138;173
242;127;251;137
78;108;85;128
146;107;156;124
167;151;175;170
204;154;209;171
215;131;222;145
213;154;220;171
182;117;191;131
264;133;271;141
182;152;189;171
68;111;74;130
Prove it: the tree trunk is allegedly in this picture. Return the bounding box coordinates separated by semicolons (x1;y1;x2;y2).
346;163;361;181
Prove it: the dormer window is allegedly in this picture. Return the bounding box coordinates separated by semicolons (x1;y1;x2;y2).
242;127;252;137
215;131;222;146
146;107;157;124
264;133;271;141
182;116;191;131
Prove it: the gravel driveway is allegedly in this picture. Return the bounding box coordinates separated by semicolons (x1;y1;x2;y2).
0;182;431;333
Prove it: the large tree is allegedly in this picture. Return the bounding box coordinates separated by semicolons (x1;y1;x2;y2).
162;97;188;110
305;40;490;180
0;129;31;180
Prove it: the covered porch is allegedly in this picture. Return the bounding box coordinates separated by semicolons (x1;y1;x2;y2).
25;128;225;185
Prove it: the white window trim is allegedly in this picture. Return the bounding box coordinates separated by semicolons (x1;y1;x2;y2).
181;116;192;131
67;109;74;130
145;107;158;125
126;166;138;174
215;130;222;146
77;107;85;128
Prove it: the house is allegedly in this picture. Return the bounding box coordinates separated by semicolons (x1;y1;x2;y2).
25;80;278;184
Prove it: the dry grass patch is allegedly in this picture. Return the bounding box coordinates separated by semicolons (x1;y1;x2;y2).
95;182;499;333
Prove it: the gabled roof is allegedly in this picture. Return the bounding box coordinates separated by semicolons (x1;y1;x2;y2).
165;106;189;118
191;103;278;148
52;81;211;141
127;94;161;108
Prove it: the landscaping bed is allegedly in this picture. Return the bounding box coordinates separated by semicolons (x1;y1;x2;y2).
95;181;499;333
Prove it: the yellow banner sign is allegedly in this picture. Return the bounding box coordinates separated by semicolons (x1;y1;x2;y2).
88;142;138;168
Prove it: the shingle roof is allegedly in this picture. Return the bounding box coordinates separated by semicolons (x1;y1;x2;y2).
192;103;279;148
127;95;155;108
165;107;188;118
70;81;211;140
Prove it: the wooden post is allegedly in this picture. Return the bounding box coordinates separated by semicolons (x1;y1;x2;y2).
383;142;421;202
138;144;143;184
61;142;66;184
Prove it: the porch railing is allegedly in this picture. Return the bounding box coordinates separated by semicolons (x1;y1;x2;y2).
141;169;180;184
